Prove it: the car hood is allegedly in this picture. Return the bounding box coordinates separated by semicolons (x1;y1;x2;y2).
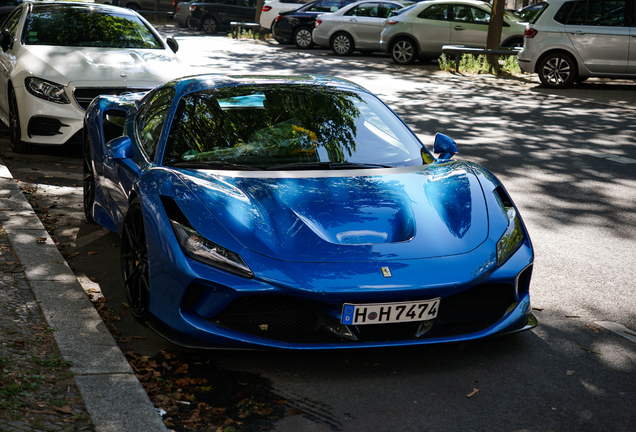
17;45;183;85
179;163;490;263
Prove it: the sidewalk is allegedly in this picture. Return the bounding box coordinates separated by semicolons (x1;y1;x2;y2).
0;132;167;432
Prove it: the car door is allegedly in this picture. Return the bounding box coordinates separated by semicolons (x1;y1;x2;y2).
449;4;490;47
0;8;22;123
411;3;451;55
342;2;382;48
564;0;629;73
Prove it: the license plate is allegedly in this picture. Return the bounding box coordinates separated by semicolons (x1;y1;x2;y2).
341;298;440;325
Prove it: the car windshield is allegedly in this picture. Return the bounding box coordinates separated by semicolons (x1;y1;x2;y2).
23;5;163;48
163;84;425;170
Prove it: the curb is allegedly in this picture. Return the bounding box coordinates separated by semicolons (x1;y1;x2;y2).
0;158;167;432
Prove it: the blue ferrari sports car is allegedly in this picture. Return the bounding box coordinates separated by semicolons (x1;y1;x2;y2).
83;74;536;349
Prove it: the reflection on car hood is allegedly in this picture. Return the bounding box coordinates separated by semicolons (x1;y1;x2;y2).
179;163;490;263
18;46;183;85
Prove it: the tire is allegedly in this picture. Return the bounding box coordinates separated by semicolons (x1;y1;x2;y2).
503;38;523;48
8;87;36;154
188;17;200;30
294;26;314;49
575;76;589;84
177;18;187;28
331;32;354;56
538;52;577;89
202;16;218;34
83;134;95;224
274;37;290;45
390;38;417;65
121;197;152;323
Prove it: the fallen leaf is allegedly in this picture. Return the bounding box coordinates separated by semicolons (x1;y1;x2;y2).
585;324;601;334
532;307;544;311
88;251;99;255
53;405;74;414
566;370;575;376
580;347;602;355
52;260;63;264
565;315;580;318
36;237;47;243
466;388;479;398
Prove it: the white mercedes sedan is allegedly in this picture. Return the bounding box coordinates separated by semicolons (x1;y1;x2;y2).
0;2;186;153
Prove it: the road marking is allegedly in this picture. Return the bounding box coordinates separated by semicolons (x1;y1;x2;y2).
595;321;636;344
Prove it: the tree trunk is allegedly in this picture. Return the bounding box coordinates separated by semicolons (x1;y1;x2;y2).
486;0;506;72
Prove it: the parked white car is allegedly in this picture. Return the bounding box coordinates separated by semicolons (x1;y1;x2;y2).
0;2;185;153
260;0;311;30
313;0;408;55
379;0;526;64
517;0;633;88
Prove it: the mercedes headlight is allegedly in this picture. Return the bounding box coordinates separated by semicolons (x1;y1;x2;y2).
496;208;524;266
25;77;70;104
171;220;254;278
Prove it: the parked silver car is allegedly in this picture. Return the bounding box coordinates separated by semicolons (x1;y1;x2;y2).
379;0;526;64
313;0;408;55
517;0;633;88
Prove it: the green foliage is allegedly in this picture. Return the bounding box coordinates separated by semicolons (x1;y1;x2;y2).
438;53;520;75
32;354;72;370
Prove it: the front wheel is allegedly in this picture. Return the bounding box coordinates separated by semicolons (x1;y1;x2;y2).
390;38;417;65
9;87;35;154
202;16;219;34
294;26;314;49
538;52;577;89
331;32;354;56
121;197;151;323
83;134;95;224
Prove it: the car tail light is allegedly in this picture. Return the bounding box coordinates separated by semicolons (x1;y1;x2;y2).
524;28;538;38
275;14;282;22
176;4;180;11
386;19;399;25
189;5;195;11
315;19;322;27
262;5;272;11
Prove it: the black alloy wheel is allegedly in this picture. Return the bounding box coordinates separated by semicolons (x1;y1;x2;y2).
202;16;219;34
332;32;354;56
83;135;95;223
390;38;416;65
9;87;35;154
121;197;151;322
538;52;577;89
294;26;314;49
503;38;524;48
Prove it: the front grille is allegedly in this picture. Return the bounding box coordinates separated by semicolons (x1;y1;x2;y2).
73;87;152;110
212;295;322;334
437;283;515;324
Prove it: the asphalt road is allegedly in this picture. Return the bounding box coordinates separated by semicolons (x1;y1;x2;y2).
2;29;635;432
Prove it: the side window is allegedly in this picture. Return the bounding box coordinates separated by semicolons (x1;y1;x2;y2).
2;8;22;40
379;3;401;18
452;4;472;22
553;1;574;24
345;2;380;17
568;0;626;25
417;4;448;20
308;0;340;12
470;6;490;24
136;88;175;161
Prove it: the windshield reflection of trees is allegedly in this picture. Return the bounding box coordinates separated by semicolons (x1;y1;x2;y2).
163;85;362;168
25;6;161;48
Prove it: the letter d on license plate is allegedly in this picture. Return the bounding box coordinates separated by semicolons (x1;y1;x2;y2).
341;298;440;325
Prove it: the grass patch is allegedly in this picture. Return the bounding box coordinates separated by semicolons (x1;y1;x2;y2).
439;53;521;75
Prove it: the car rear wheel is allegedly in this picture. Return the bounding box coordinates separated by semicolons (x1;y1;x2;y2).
294;26;314;49
332;32;354;56
9;87;35;154
122;197;151;322
503;38;523;48
538;52;577;89
83;134;95;224
202;16;219;34
390;38;416;65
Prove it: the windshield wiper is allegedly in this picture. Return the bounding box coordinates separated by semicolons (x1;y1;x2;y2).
172;161;262;171
266;162;392;171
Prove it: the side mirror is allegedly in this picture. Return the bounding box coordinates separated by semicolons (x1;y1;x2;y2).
433;132;458;160
1;32;12;52
166;37;179;53
106;136;134;160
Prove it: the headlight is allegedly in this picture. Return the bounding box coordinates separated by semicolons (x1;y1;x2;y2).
171;220;254;278
496;208;524;266
25;77;70;104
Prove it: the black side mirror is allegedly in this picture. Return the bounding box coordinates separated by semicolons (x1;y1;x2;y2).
1;32;12;52
166;37;179;53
